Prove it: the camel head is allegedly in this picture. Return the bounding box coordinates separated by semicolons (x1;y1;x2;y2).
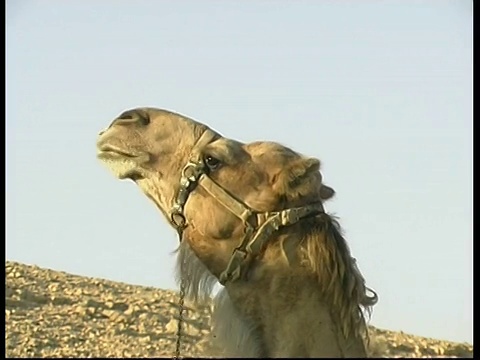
96;107;335;278
97;108;378;357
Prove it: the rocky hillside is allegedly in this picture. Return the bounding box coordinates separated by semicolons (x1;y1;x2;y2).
5;261;473;358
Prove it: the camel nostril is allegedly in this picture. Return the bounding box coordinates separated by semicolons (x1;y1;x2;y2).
99;130;105;136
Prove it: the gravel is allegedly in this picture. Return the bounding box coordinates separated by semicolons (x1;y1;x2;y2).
5;261;473;358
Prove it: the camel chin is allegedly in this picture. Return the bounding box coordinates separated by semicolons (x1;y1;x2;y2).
97;151;145;181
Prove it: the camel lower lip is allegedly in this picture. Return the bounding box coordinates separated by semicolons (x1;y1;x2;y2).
119;170;144;181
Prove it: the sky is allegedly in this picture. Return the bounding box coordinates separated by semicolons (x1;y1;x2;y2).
6;0;472;344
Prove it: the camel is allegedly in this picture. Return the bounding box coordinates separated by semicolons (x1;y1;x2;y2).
96;107;378;358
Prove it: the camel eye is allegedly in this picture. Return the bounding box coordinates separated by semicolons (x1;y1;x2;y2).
205;155;221;170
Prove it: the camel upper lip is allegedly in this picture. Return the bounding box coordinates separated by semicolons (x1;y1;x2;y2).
97;144;139;158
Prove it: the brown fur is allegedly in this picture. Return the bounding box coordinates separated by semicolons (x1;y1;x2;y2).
96;107;378;357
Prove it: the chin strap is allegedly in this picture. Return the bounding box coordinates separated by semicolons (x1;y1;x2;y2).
218;202;325;285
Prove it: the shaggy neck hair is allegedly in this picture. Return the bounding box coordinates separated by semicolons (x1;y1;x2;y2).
174;211;378;345
299;213;378;341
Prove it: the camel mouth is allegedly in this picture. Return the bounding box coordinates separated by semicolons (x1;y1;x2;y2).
96;144;149;182
97;144;138;158
96;144;149;163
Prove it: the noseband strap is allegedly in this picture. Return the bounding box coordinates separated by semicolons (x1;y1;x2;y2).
170;130;325;285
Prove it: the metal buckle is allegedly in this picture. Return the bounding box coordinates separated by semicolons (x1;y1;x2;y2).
219;248;248;285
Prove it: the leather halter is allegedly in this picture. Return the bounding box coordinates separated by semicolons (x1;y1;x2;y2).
169;129;325;285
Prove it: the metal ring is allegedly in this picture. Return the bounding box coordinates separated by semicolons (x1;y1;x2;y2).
170;209;186;229
181;161;201;181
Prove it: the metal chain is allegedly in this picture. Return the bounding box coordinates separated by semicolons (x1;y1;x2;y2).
173;276;186;359
174;231;187;360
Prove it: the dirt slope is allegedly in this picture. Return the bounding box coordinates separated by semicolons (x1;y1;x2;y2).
5;261;473;358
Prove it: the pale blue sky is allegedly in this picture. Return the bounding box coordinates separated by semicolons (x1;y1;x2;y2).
6;0;472;344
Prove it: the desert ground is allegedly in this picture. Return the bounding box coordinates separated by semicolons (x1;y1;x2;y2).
5;261;473;358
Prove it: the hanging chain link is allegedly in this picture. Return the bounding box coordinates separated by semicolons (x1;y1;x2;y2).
173;229;188;360
173;275;186;360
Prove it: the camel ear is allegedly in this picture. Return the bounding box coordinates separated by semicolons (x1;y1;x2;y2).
319;184;335;200
272;157;335;202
